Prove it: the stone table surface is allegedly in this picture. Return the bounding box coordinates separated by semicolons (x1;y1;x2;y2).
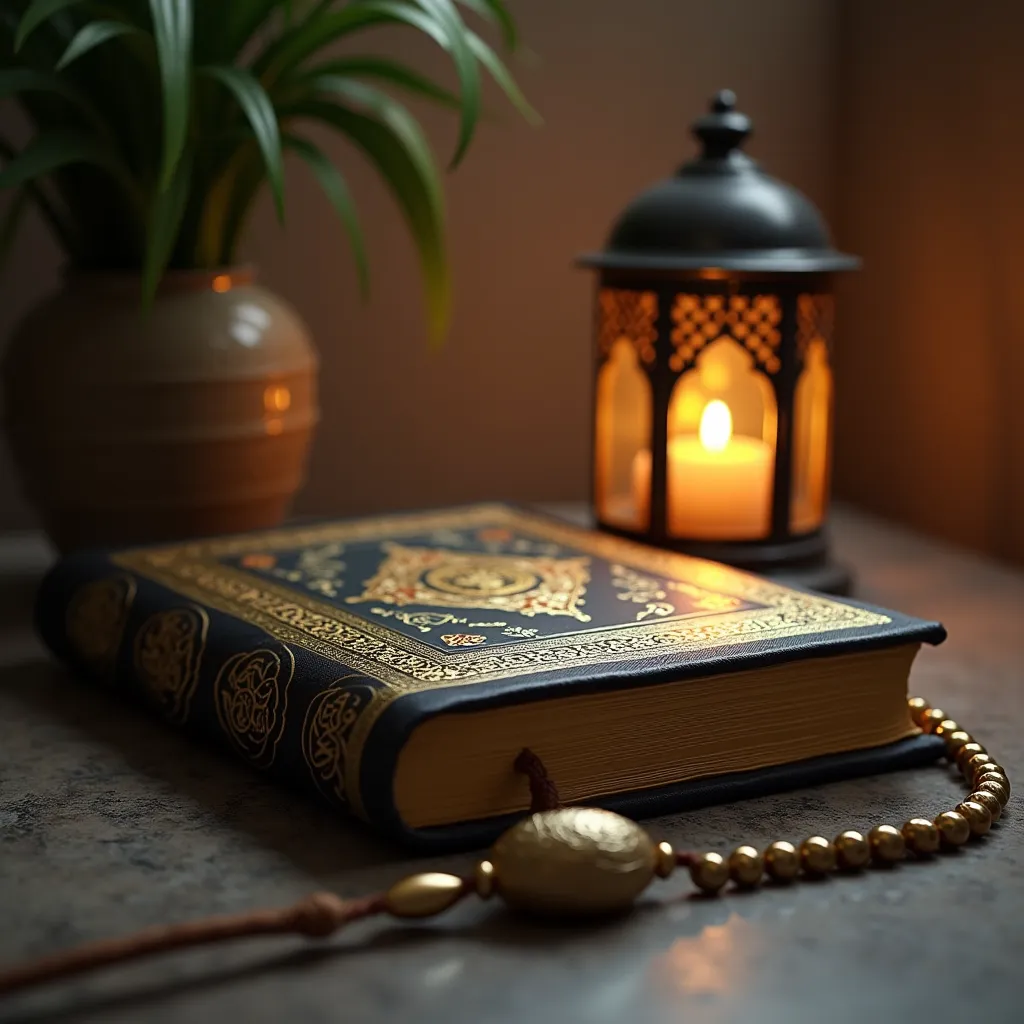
0;507;1022;1024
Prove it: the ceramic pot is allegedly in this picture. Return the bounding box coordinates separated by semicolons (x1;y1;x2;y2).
1;268;318;551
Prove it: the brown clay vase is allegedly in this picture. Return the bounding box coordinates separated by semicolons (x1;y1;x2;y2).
1;268;319;551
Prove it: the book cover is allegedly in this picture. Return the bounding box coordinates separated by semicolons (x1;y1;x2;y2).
35;504;946;850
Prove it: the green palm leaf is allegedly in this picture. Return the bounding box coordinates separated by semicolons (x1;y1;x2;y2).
2;0;533;341
0;68;111;139
0;130;78;255
466;30;540;124
217;147;272;265
142;148;193;305
197;0;282;63
0;129;126;191
408;0;480;166
14;0;84;52
284;133;369;296
259;0;481;165
255;2;391;78
195;142;259;267
291;82;449;342
148;0;193;191
57;20;141;70
201;65;285;222
457;0;517;50
0;67;79;102
295;56;460;109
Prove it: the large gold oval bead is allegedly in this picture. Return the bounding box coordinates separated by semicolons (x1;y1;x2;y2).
490;808;657;917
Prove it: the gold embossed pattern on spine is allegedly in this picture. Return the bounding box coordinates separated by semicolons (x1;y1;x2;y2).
214;645;294;768
133;606;209;723
65;575;136;675
301;678;380;813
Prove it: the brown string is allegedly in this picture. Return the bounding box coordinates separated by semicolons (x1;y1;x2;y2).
0;891;387;997
513;750;696;865
0;750;555;997
514;748;562;812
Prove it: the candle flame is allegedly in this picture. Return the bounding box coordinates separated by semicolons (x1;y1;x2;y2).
699;400;732;452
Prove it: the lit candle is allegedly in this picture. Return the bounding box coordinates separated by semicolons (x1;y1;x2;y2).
631;400;773;539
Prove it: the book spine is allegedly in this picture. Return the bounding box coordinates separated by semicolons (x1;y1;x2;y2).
34;552;388;825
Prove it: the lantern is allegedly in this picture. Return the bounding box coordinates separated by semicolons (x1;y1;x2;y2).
578;90;860;594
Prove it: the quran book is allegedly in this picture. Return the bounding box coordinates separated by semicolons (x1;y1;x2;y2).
36;505;946;850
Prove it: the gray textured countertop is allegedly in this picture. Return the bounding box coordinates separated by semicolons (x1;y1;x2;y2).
1;508;1022;1024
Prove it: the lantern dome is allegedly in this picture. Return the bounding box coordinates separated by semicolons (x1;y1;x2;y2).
579;91;859;274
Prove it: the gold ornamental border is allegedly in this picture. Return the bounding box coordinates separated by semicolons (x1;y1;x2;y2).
112;505;889;695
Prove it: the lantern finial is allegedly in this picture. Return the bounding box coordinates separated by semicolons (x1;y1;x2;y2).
691;89;751;161
711;89;736;112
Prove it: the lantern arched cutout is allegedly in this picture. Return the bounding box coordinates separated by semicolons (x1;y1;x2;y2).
578;90;860;593
665;336;777;540
791;294;835;534
594;288;657;530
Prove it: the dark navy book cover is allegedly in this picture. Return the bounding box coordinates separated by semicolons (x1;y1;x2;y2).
35;504;946;850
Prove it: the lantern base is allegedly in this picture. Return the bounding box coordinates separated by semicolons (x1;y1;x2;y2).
596;521;853;595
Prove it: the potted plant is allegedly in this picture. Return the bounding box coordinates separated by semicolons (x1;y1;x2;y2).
0;0;534;550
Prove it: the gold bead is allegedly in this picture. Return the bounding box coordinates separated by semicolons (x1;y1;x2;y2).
943;730;973;757
965;752;996;778
800;836;837;875
764;841;800;882
868;825;906;863
689;852;730;894
974;770;1007;794
902;817;940;856
956;742;987;772
920;708;948;733
975;780;1010;807
907;696;930;725
834;830;870;870
385;873;467;919
967;790;1002;823
654;841;676;879
490;808;657;916
727;845;764;888
475;859;496;899
978;767;1010;787
956;800;992;836
976;771;1009;795
932;718;959;739
934;811;971;847
970;765;1003;786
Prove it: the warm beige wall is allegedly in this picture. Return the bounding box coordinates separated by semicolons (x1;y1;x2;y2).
833;0;1024;563
0;0;841;531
